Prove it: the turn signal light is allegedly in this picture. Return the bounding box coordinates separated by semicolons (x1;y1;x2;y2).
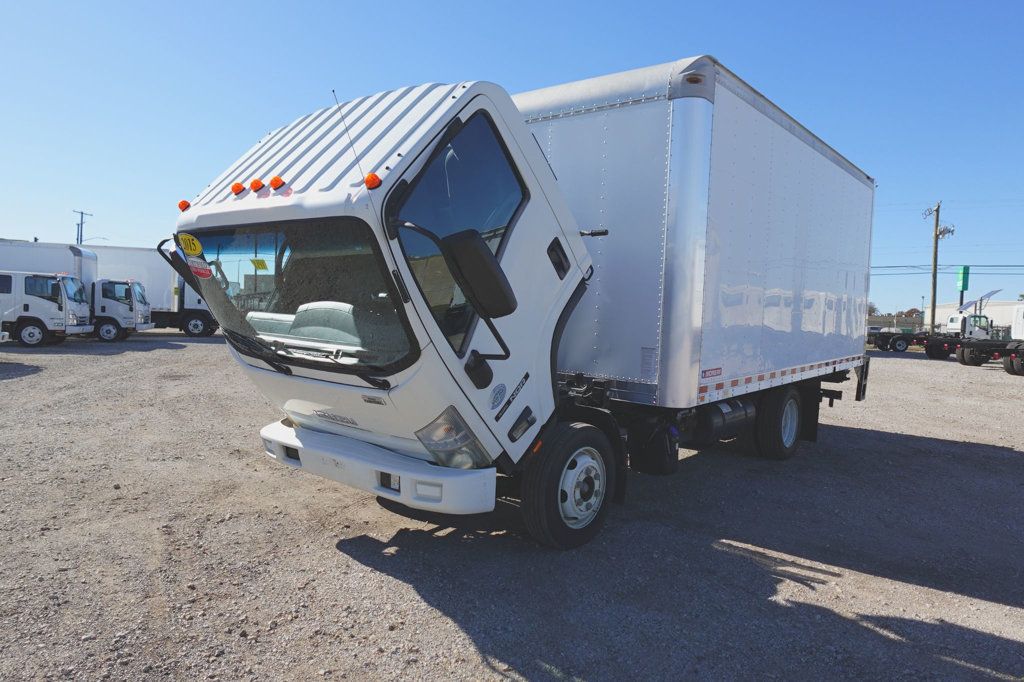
250;178;265;192
178;200;191;212
231;182;245;195
364;172;382;189
270;175;285;190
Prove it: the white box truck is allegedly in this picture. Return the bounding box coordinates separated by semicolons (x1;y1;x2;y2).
166;55;873;547
0;266;94;345
86;244;218;337
0;241;153;343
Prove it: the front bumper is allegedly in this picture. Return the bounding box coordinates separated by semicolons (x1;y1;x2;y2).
260;419;496;515
65;324;94;335
133;323;156;331
0;331;8;343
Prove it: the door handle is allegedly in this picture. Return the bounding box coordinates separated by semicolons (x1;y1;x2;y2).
23;303;29;312
547;238;570;280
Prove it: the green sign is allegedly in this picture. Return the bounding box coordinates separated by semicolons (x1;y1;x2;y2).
957;265;970;292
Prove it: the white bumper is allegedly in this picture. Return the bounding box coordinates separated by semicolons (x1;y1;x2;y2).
65;324;94;335
260;420;496;515
0;331;8;343
133;323;156;331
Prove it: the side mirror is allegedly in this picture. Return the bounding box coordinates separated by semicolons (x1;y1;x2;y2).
440;230;517;319
50;283;61;300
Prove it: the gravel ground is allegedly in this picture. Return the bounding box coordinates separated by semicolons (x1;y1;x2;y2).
1;334;1022;680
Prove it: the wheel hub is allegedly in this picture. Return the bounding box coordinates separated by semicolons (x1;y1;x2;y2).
558;447;606;529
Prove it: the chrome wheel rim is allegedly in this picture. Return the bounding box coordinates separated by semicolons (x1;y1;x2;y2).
187;319;205;334
558;446;606;529
894;339;907;351
99;323;118;340
781;397;799;449
21;326;42;345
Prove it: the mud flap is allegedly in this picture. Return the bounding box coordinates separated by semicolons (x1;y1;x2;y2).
854;355;870;401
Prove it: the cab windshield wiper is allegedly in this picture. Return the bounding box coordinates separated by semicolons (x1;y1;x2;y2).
222;329;292;375
272;345;391;390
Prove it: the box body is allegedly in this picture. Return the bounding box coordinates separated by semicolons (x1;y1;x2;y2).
515;56;874;408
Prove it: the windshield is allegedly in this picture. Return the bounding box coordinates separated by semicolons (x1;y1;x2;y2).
182;217;417;375
62;277;87;303
970;315;989;330
131;281;148;305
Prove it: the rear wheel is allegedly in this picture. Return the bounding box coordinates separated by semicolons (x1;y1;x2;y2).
1002;356;1019;375
16;321;47;347
963;348;986;366
754;386;802;460
182;314;209;337
521;422;616;549
875;338;890;351
95;320;121;342
891;336;909;353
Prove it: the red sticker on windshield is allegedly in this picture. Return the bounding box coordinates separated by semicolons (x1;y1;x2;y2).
187;255;212;279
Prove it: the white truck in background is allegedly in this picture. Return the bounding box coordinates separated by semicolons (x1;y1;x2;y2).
88;244;218;337
0;268;94;345
0;241;153;343
166;56;873;548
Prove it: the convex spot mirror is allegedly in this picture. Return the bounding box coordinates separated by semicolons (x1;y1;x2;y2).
440;230;517;319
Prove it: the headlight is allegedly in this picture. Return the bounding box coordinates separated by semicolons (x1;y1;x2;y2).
67;313;79;325
414;406;492;469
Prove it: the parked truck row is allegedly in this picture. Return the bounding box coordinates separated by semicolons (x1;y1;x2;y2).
0;240;216;346
167;55;873;548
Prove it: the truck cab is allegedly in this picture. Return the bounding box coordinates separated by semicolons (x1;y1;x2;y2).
171;82;595;541
945;313;991;340
0;270;94;346
89;278;155;341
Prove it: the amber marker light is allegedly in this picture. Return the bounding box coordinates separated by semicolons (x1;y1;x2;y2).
178;200;191;212
231;182;245;196
364;172;382;189
270;176;285;190
250;178;265;192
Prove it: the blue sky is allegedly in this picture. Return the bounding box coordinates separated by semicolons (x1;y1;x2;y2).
1;1;1021;312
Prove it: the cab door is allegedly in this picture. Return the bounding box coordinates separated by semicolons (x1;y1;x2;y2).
383;92;586;460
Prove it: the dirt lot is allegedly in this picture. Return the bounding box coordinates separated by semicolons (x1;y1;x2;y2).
1;334;1022;680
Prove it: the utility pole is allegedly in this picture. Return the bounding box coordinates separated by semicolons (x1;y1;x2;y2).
72;209;93;245
923;201;954;333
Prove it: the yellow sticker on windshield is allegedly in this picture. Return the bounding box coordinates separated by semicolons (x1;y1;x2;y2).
178;233;203;257
250;258;268;271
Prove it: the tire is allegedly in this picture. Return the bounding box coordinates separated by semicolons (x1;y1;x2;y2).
754;386;802;460
182;315;209;337
875;339;890;351
95;320;121;342
201;325;217;337
521;422;616;549
1002;356;1019;375
891;336;909;353
955;348;967;365
628;421;679;475
16;321;47;347
963;348;986;366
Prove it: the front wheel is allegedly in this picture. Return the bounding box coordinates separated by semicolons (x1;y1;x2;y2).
521;422;616;549
891;337;909;353
182;314;210;337
95;320;121;342
754;386;802;460
16;321;48;347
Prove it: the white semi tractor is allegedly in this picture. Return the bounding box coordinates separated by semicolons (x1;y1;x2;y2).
0;241;153;343
167;56;873;547
87;244;218;337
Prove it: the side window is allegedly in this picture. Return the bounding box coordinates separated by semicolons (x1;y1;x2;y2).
102;281;130;302
390;111;527;353
25;275;58;301
0;274;10;295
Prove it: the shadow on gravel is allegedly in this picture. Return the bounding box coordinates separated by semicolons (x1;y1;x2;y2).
337;425;1024;678
0;362;42;380
0;334;223;356
866;349;942;361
